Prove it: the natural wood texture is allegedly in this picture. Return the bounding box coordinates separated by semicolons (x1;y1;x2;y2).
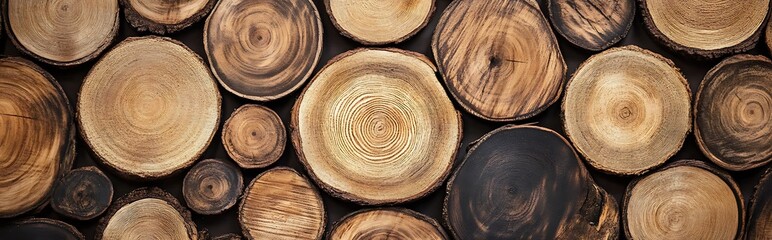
563;46;691;175
51;166;113;220
204;0;322;101
695;55;772;171
445;125;619;239
0;57;74;218
183;159;243;215
239;167;325;240
291;48;461;205
121;0;216;34
329;208;448;240
222;104;285;169
623;160;744;239
547;0;635;51
78;36;220;180
96;187;198;240
746;168;771;240
767;22;772;53
213;233;243;240
0;218;84;239
640;0;769;59
3;0;119;66
325;0;434;45
432;0;566;121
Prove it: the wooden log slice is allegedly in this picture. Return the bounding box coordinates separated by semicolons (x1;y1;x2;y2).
445;125;619;239
204;0;322;101
0;57;74;218
547;0;635;51
51;166;113;220
3;0;119;66
213;233;242;240
695;55;772;171
96;187;198;240
78;36;220;180
183;159;244;215
328;208;448;240
640;0;770;59
623;160;745;240
432;0;566;121
121;0;216;34
325;0;434;45
767;22;772;53
0;218;84;240
291;48;461;205
563;46;691;175
222;104;286;169
239;167;325;240
746;167;771;240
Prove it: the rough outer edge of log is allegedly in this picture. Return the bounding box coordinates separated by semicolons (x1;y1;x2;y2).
7;218;85;239
95;187;198;240
120;0;217;35
746;167;771;239
323;0;435;45
560;45;691;176
51;166;114;220
327;207;449;239
213;233;242;240
621;159;746;240
182;159;244;215
222;104;286;169
546;0;636;51
290;48;463;205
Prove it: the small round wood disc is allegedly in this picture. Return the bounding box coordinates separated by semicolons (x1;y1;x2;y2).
432;0;566;121
325;0;434;45
121;0;216;34
97;187;198;240
292;48;461;205
222;104;286;169
623;160;744;239
0;57;74;218
563;46;691;175
205;0;323;101
51;166;114;220
3;0;119;66
239;167;325;240
548;0;635;51
695;55;772;171
78;36;220;180
329;208;447;240
183;159;244;215
0;218;84;240
746;168;771;239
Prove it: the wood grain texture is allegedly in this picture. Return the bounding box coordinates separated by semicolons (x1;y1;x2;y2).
121;0;216;34
695;54;772;171
746;167;771;240
96;187;199;240
239;167;325;240
767;22;772;53
3;0;119;66
563;46;691;175
291;48;461;205
78;36;221;180
213;233;243;240
204;0;322;101
183;159;243;215
0;218;84;240
51;166;113;220
548;0;635;51
432;0;566;121
328;208;448;240
222;104;285;169
325;0;434;45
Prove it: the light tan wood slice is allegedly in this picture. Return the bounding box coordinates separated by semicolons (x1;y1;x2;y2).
329;208;448;240
96;187;199;240
121;0;216;34
325;0;434;45
222;104;285;169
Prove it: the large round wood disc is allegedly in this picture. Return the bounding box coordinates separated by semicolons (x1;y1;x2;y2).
0;57;74;218
563;46;691;175
0;218;84;240
51;166;114;220
183;159;243;215
746;168;771;239
623;160;744;239
78;36;221;180
97;188;198;240
292;48;461;205
204;0;323;101
3;0;119;66
222;104;286;169
325;0;434;45
432;0;566;121
640;0;770;59
547;0;635;51
121;0;216;34
329;208;448;240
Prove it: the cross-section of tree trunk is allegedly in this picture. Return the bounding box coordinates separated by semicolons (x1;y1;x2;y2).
767;23;772;53
746;167;771;240
51;166;113;220
329;208;448;240
563;46;691;175
183;159;243;215
548;0;635;51
96;187;198;240
222;104;285;169
325;0;434;45
121;0;216;34
0;218;83;240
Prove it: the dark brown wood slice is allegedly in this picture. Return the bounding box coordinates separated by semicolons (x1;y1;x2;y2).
325;0;435;45
51;166;114;220
746;167;771;240
767;22;771;53
329;208;448;240
222;104;285;169
121;0;216;34
183;159;244;215
96;187;198;240
548;0;635;51
695;54;772;171
0;218;84;240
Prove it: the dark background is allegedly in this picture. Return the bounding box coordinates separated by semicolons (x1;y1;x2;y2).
2;0;769;239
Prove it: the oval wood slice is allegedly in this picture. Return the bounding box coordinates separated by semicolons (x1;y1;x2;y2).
121;0;216;34
445;125;619;239
432;0;566;121
3;0;119;66
623;160;744;239
640;0;769;59
51;166;114;220
97;187;198;240
239;167;325;240
695;54;772;171
325;0;434;45
78;36;221;180
222;104;286;169
292;48;461;205
563;46;691;175
329;208;448;240
746;168;771;239
0;218;84;240
0;57;74;218
548;0;635;51
183;159;244;215
205;0;322;101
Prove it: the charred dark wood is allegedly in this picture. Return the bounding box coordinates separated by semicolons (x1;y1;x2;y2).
547;0;635;51
51;166;113;220
183;159;244;215
0;218;83;240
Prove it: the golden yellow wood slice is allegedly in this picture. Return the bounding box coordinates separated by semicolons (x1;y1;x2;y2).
122;0;216;34
326;0;434;45
222;104;286;169
329;208;447;240
97;188;198;240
